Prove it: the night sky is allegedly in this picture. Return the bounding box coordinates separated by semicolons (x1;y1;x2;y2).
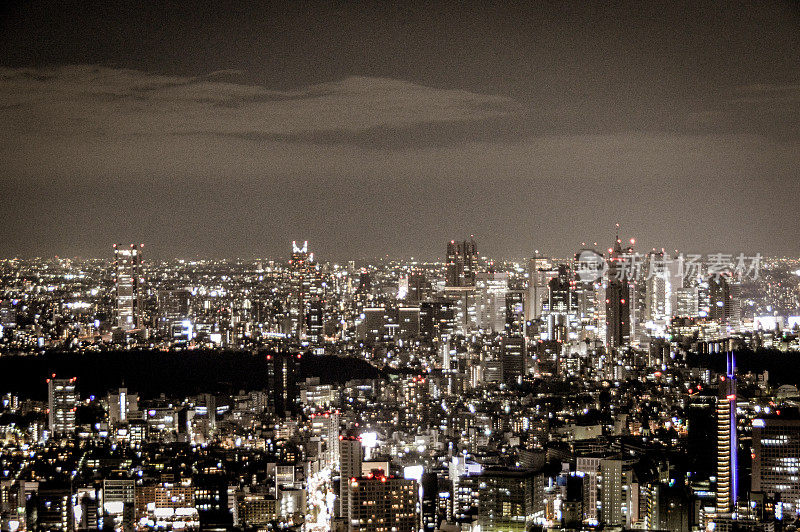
1;1;799;261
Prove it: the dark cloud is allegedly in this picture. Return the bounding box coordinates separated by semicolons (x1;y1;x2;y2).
0;1;798;260
0;66;519;139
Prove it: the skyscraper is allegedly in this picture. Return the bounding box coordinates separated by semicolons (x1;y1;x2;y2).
113;244;144;330
716;343;738;515
47;376;78;437
546;264;574;341
446;238;478;287
288;240;316;338
605;236;631;350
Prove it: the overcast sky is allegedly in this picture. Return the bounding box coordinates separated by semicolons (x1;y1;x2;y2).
1;1;799;261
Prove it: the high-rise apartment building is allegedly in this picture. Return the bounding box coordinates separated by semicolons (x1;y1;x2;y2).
716;345;738;515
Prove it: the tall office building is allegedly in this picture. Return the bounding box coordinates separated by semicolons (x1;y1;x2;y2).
397;307;421;340
751;417;800;516
107;387;139;426
267;351;301;417
644;251;669;322
675;286;699;317
547;265;573;315
716;344;738;515
709;274;742;326
421;472;439;532
526;255;555;321
356;268;372;295
501;336;526;385
47;376;78;437
113;244;144;330
605;237;631;350
573;249;602;325
475;271;508;333
339;436;363;520
546;264;574;341
446;238;478;287
687;392;717;480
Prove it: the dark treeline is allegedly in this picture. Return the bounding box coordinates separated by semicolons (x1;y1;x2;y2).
0;350;383;400
686;348;800;386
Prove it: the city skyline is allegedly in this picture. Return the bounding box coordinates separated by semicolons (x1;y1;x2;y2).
2;1;800;259
2;3;800;531
0;234;787;263
1;229;800;531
